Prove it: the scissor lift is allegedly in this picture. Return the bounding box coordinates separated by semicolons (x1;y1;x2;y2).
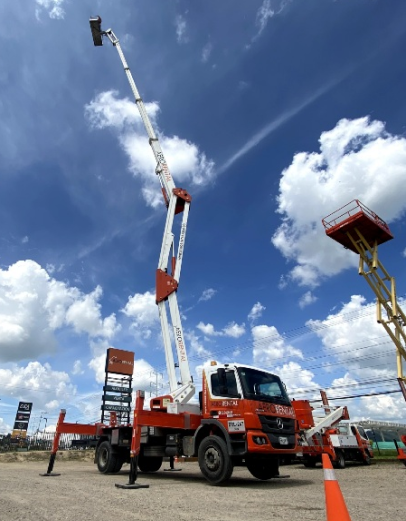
322;200;406;401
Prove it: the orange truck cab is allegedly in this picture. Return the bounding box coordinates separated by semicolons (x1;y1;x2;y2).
131;362;301;485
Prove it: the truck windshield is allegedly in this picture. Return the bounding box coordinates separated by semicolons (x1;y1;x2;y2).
237;367;291;405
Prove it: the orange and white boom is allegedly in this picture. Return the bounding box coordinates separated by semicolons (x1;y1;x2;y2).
302;405;349;442
90;17;194;404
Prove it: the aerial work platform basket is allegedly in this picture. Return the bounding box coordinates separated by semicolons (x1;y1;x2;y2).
322;199;393;253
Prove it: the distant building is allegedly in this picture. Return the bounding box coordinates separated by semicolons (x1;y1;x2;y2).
359;420;406;449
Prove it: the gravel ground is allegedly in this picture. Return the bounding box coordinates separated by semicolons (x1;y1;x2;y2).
0;457;404;521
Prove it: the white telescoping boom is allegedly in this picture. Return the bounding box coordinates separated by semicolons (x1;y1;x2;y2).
89;16;194;404
302;405;348;443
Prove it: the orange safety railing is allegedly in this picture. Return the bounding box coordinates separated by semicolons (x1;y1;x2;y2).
322;199;390;233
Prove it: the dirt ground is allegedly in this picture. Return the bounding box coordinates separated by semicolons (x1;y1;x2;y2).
0;453;404;521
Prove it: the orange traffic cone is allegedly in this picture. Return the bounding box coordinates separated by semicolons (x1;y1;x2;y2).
322;453;352;521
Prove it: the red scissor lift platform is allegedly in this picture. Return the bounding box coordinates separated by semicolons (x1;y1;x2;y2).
322;199;393;252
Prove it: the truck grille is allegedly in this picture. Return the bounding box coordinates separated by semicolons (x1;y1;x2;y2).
258;415;296;449
258;415;295;435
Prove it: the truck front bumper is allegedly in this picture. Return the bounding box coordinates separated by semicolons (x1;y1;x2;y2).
246;430;298;453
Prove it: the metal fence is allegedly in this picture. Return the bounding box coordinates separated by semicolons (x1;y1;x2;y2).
0;433;97;452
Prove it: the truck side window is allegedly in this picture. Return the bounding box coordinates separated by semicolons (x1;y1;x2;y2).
357;426;368;439
211;372;239;397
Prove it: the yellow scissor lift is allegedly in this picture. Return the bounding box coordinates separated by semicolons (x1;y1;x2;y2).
322;199;406;402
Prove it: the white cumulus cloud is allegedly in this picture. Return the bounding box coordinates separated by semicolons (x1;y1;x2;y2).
248;302;266;323
85;91;215;208
72;360;84;376
306;294;396;381
252;325;303;367
0;361;76;411
272;117;406;287
196;321;245;338
0;260;119;363
298;291;317;309
276;361;319;394
121;290;159;339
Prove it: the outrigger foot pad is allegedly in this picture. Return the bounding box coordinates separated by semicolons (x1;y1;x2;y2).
164;457;182;471
115;483;149;489
39;473;61;477
274;474;290;479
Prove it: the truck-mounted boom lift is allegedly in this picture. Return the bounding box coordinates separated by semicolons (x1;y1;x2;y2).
90;16;193;405
42;17;301;486
293;391;373;468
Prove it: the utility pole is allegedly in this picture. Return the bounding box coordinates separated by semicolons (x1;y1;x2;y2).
38;412;48;434
150;371;163;397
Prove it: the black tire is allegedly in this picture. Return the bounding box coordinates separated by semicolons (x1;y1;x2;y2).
96;441;119;474
246;458;279;480
303;458;317;468
113;456;125;472
137;453;163;473
198;435;233;485
333;451;345;469
363;453;372;466
403;460;406;467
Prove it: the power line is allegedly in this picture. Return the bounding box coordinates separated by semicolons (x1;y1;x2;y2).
311;389;401;401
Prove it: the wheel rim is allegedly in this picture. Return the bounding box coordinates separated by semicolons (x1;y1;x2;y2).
100;447;108;466
204;446;221;471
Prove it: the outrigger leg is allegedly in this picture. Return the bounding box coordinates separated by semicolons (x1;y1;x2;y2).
40;410;66;477
115;391;149;489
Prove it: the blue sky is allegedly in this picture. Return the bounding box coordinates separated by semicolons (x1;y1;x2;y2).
1;0;406;433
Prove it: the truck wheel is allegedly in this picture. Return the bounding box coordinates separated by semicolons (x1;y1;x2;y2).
333;451;345;469
96;441;119;473
113;457;125;472
198;435;233;485
246;459;279;480
363;453;371;466
303;458;317;468
137;453;163;473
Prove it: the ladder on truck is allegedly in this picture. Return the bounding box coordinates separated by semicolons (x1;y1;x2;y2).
322;199;406;402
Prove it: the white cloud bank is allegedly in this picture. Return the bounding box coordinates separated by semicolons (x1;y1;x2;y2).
85;91;215;207
0;361;76;413
252;324;303;367
272;117;406;287
121;290;159;341
307;295;395;381
0;260;119;363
